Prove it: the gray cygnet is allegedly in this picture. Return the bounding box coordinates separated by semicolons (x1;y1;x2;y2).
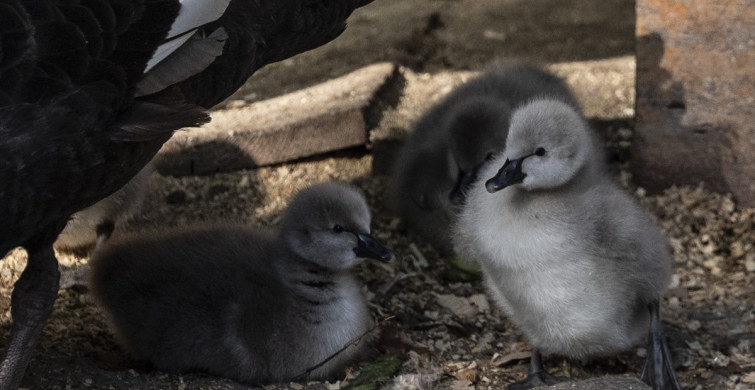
454;99;680;390
90;182;393;385
395;64;578;253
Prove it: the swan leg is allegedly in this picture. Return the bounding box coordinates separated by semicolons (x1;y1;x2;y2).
0;237;61;390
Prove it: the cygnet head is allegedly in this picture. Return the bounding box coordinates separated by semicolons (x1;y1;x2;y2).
280;182;394;270
446;97;511;205
485;99;596;193
446;97;511;172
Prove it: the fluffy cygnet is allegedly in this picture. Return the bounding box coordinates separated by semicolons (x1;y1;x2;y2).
89;182;393;385
55;162;153;251
453;99;680;390
394;64;578;253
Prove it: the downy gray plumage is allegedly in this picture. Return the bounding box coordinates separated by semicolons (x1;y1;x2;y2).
394;64;578;254
453;99;680;390
89;182;393;384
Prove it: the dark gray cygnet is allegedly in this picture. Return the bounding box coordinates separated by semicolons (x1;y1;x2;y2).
454;100;680;390
394;63;578;254
89;182;393;385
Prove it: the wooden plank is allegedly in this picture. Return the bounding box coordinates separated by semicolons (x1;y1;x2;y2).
155;62;400;175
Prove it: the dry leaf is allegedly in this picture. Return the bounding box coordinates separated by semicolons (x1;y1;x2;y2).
452;367;477;382
435;293;488;319
491;351;531;367
468;294;490;313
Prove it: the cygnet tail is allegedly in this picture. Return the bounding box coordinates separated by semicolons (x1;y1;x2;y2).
640;301;682;390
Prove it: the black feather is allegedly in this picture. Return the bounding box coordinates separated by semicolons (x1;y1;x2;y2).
0;0;374;387
59;4;105;56
115;94;209;142
35;21;90;81
0;0;379;267
109;1;180;86
79;0;117;54
0;2;34;71
173;0;372;108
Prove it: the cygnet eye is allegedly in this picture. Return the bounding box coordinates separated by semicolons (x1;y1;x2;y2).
534;147;546;156
333;224;344;233
485;152;495;161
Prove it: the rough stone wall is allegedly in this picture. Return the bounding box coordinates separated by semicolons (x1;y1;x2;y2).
635;0;755;206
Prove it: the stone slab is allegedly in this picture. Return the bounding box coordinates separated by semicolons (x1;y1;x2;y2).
533;375;651;390
154;62;401;175
635;0;755;206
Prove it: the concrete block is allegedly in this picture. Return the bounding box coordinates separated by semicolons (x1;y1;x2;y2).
635;0;755;206
155;62;401;175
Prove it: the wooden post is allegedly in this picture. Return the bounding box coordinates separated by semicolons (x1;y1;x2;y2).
634;0;754;205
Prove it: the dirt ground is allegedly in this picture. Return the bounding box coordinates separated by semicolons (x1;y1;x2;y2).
2;0;753;389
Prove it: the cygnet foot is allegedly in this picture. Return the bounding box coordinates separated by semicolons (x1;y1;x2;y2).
641;301;682;390
508;349;567;390
508;373;562;390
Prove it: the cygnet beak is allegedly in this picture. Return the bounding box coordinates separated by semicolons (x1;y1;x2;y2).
449;167;477;206
485;156;527;193
353;233;394;262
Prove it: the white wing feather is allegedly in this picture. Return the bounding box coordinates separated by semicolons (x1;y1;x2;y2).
144;0;232;73
144;32;194;73
166;0;232;39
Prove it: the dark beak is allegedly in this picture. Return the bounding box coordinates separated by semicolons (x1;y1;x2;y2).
353;233;394;262
485;156;527;193
451;153;498;204
449;168;475;206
